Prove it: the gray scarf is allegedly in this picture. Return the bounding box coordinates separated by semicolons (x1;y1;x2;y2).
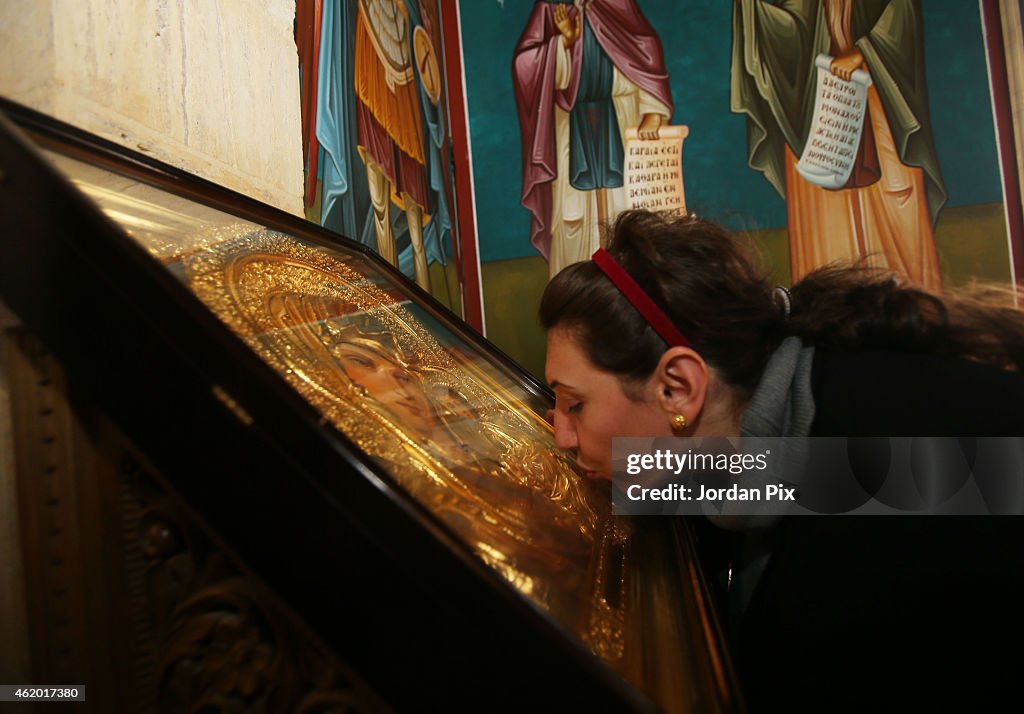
741;336;816;438
723;336;817;620
705;336;816;531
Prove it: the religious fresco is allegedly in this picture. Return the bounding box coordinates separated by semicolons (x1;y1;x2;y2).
511;0;686;278
447;0;1022;373
731;1;946;291
291;2;1022;375
295;0;463;312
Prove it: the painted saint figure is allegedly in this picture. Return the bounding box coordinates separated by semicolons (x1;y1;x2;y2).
355;0;436;289
513;0;674;278
298;0;454;293
732;0;947;290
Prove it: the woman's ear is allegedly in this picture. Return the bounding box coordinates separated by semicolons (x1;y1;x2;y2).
653;347;709;422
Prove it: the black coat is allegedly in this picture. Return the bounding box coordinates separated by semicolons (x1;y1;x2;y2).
732;348;1024;713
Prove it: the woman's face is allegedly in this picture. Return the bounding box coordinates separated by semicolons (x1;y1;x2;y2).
545;327;671;480
335;343;436;434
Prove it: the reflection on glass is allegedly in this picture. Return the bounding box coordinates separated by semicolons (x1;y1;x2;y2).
189;230;616;630
44;151;628;663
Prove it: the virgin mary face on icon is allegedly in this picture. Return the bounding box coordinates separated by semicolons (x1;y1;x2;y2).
332;338;436;436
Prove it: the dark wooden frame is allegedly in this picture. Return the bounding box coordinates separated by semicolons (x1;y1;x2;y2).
0;98;738;713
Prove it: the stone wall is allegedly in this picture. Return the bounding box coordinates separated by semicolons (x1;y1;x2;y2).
0;0;303;214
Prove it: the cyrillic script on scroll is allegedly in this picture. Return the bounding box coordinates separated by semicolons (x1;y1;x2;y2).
796;54;872;189
624;124;689;213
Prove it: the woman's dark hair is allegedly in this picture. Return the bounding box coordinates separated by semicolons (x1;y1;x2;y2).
539;210;1024;396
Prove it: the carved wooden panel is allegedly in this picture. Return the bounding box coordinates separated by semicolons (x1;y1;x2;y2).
8;329;389;713
7;328;107;712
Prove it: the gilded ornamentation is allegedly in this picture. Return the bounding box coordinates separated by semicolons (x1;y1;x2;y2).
180;228;626;659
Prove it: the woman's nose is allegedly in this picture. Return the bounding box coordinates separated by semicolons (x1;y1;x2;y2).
552;412;578;451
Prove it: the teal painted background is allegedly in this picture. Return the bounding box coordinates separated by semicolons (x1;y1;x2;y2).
460;0;1005;262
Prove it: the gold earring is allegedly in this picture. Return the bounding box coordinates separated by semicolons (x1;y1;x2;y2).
671;414;687;433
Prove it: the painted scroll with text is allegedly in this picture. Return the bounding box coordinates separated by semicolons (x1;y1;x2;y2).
796;54;873;188
624;124;689;213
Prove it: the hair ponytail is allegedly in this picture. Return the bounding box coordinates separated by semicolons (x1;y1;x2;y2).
789;266;1024;370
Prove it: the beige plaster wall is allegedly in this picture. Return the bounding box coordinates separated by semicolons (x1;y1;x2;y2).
0;0;303;215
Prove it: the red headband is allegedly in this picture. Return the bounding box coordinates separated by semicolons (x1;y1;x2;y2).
592;248;690;348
